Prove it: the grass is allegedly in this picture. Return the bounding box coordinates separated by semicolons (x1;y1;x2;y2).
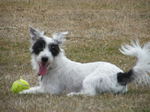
0;0;150;112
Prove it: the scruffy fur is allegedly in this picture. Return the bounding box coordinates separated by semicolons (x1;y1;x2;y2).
20;27;150;96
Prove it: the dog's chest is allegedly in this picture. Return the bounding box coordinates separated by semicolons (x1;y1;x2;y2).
40;68;84;92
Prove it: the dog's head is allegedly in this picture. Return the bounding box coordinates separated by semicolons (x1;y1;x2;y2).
29;27;68;76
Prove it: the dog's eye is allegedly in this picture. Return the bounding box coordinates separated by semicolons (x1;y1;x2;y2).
51;45;56;49
49;44;60;57
32;39;46;55
38;47;44;51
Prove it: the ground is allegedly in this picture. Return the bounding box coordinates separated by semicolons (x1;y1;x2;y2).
0;0;150;112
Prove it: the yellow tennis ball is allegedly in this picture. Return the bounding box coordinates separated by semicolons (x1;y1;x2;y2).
11;79;30;93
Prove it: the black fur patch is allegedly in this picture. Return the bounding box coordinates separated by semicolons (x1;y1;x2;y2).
49;43;60;57
32;38;46;55
117;69;134;86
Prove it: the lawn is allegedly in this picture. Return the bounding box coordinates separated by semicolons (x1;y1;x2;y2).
0;0;150;112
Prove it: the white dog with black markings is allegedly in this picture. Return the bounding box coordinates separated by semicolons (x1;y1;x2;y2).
20;27;150;96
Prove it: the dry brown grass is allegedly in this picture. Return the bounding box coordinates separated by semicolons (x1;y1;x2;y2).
0;0;150;112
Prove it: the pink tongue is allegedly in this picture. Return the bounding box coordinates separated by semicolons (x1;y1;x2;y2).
39;63;47;76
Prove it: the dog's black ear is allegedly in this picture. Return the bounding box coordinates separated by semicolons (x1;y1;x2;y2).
52;31;68;44
29;27;44;41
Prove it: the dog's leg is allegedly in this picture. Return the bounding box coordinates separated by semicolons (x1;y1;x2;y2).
67;88;96;96
68;76;97;96
19;86;44;94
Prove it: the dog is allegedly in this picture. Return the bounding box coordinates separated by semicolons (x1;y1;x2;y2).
20;27;150;96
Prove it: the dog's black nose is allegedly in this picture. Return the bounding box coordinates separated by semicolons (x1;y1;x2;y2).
41;57;48;62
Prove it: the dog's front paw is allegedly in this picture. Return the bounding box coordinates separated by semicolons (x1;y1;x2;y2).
67;92;74;96
67;92;81;96
19;89;30;94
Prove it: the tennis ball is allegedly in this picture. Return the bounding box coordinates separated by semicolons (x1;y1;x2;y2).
11;79;30;93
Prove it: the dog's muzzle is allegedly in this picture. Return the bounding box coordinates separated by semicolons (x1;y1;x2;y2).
38;57;49;76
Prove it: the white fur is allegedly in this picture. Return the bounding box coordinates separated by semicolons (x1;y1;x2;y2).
20;28;150;96
120;40;150;85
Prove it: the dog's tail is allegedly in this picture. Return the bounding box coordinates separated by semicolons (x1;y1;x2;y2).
117;40;150;86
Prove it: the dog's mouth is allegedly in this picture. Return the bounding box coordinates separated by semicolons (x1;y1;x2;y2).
38;62;49;76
